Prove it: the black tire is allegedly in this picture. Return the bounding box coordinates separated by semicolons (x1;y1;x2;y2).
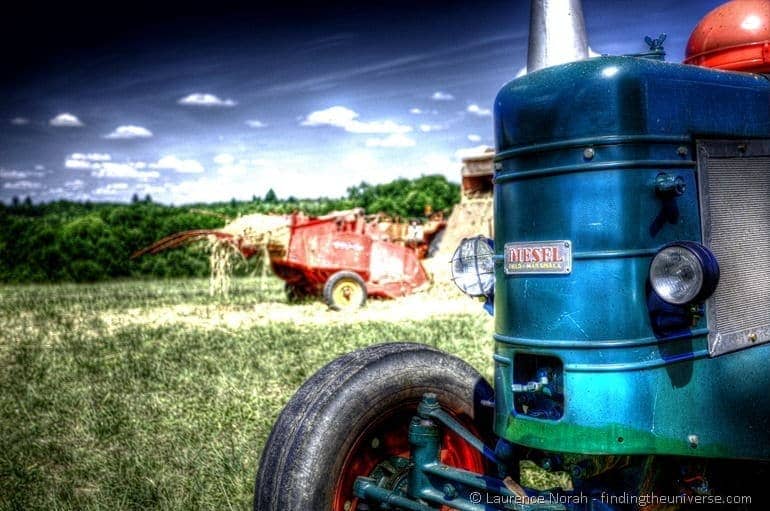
253;342;494;511
323;270;367;311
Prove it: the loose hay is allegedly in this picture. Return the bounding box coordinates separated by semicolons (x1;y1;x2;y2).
208;239;239;297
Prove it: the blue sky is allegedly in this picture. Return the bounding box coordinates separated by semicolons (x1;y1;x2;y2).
0;0;723;204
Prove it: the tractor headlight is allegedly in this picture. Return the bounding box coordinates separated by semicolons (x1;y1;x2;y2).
649;242;719;305
450;236;495;297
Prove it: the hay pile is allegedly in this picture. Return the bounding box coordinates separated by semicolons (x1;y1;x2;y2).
435;198;493;257
422;198;494;293
221;214;292;259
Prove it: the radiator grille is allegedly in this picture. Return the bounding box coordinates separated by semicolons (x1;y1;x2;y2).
698;141;770;356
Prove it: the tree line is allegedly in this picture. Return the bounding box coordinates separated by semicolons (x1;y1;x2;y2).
0;175;460;283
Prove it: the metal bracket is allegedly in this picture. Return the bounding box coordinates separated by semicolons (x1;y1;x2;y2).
417;393;502;466
354;394;566;511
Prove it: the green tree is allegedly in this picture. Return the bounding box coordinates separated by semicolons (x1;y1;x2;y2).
0;174;461;283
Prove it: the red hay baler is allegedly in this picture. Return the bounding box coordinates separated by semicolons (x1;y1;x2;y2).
132;208;433;310
272;211;429;310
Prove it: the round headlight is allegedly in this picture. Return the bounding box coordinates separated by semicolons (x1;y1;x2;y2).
649;242;719;305
450;236;495;297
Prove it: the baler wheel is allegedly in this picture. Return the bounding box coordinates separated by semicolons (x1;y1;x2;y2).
253;342;493;511
323;270;367;311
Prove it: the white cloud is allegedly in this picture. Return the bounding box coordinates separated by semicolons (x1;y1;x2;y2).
10;117;29;125
166;177;257;203
467;133;482;142
419;153;460;174
151;150;460;202
260;149;464;199
91;163;159;180
3;180;42;190
365;133;416;148
301;106;355;127
65;159;95;170
217;165;248;177
431;91;454;101
50;113;84;127
93;183;130;195
152;155;205;174
66;153;113;170
104;125;153;139
178;93;236;107
34;165;45;171
409;108;423;114
71;152;111;162
215;155;250;177
455;145;495;159
349;120;412;134
65;153;201;179
213;155;268;177
467;104;492;117
246;119;267;128
0;169;43;179
419;124;445;133
302;106;412;134
65;179;84;189
213;153;235;165
339;151;377;170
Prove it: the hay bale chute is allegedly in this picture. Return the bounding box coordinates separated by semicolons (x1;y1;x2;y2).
132;213;293;297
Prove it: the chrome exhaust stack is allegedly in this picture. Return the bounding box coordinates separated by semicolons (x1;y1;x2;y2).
527;0;590;72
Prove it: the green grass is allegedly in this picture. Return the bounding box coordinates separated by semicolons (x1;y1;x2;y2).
0;277;495;510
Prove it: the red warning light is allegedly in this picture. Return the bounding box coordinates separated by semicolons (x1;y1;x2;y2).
685;0;770;73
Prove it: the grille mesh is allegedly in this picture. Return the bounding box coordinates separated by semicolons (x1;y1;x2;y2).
702;153;770;356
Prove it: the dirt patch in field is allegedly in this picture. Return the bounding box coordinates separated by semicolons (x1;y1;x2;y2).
100;288;492;332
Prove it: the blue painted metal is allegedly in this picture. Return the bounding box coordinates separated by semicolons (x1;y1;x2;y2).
492;55;770;459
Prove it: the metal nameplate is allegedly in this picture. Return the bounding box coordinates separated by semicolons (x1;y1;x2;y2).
504;240;572;275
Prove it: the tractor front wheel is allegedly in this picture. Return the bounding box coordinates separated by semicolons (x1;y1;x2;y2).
253;342;493;511
323;270;367;311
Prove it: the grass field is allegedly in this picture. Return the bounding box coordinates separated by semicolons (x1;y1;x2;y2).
0;277;498;510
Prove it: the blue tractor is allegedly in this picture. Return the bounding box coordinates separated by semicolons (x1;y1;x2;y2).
254;1;770;508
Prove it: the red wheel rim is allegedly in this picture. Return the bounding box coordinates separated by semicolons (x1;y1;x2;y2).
331;402;486;511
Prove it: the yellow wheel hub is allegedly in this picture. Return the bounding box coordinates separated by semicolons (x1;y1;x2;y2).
331;278;364;310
